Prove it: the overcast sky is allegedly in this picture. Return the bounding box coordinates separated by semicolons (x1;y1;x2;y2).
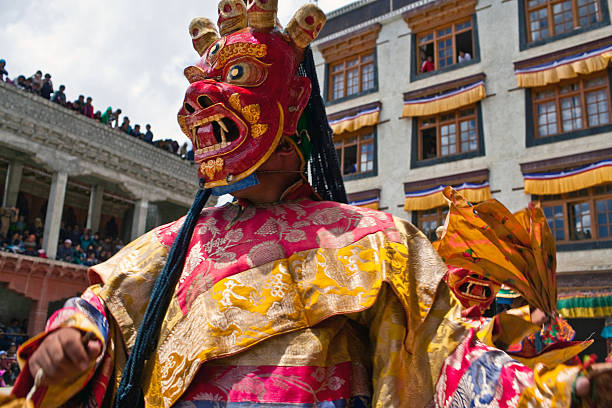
1;0;351;145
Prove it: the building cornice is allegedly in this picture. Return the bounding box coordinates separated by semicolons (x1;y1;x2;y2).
314;0;436;47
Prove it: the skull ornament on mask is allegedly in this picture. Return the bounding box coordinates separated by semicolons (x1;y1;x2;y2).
178;2;326;189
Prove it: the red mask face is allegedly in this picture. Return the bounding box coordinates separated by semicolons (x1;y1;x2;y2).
178;28;312;189
445;266;501;314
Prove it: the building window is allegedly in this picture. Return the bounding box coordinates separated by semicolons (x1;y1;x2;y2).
416;207;449;241
417;18;474;75
329;51;376;101
537;183;612;243
532;72;611;139
525;0;603;43
418;105;479;160
334;127;375;177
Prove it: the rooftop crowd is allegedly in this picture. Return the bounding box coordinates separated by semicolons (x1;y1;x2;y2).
0;318;27;387
0;58;194;160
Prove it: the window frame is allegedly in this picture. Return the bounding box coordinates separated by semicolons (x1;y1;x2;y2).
410;14;481;82
535;183;612;250
411;102;486;168
518;0;610;50
526;69;612;146
328;50;377;102
334;126;378;180
412;206;449;242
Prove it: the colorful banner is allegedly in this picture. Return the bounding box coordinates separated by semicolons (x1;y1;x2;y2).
523;159;612;195
515;44;612;88
402;81;485;117
557;288;612;319
349;196;380;210
404;181;491;211
329;105;380;135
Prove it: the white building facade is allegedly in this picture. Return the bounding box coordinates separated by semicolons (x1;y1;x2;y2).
313;0;612;356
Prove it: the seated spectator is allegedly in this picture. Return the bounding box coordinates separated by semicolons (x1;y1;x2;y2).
458;50;471;63
7;233;23;254
22;233;38;257
8;214;25;236
31;70;43;88
31;217;44;238
70;224;81;244
56;238;75;262
6;319;24;345
178;142;188;158
51;84;67;106
144;124;154;143
93;110;101;121
84;251;97;267
187;148;194;161
73;95;85;114
0;324;10;350
84;96;94;118
421;55;435;73
0;59;8;81
100;106;113;125
15;75;26;90
131;124;142;138
40;73;53;99
119;116;132;134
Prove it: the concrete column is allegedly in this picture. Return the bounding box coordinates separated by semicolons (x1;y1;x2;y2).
2;161;24;208
42;171;68;259
131;199;149;240
86;185;104;233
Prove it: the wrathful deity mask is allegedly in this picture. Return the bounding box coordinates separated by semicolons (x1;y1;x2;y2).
178;1;326;190
445;265;501;314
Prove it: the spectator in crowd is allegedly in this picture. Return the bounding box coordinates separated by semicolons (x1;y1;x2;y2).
100;106;113;125
73;95;85;114
22;233;38;257
70;224;81;244
93;110;101;120
40;73;53;99
32;80;41;95
5;319;24;345
0;59;8;81
15;75;26;90
0;325;11;350
131;124;142;139
80;230;94;250
421;55;435;73
83;96;94;118
84;251;97;267
56;239;74;263
31;217;44;238
458;50;471;63
8;215;26;236
144;124;153;143
23;77;33;92
73;244;85;265
51;84;66;105
187;147;194;161
111;108;122;128
119;116;132;134
31;70;43;88
178;142;188;159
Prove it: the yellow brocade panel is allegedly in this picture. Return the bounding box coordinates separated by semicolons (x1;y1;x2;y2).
516;52;612;88
330;110;380;135
524;165;612;195
517;363;581;408
401;84;485;118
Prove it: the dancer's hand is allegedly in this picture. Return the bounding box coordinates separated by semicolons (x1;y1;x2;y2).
28;328;101;385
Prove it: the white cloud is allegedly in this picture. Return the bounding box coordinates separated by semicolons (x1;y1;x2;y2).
0;0;355;145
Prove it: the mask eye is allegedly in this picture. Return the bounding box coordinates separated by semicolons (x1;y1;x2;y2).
223;57;268;87
206;38;225;66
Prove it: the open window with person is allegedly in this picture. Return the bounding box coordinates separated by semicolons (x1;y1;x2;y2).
417;18;475;74
334;127;376;178
536;183;612;247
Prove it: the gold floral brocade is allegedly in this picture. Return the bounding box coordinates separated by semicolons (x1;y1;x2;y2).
87;215;457;407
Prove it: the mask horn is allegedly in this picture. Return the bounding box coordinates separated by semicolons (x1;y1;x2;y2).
218;0;248;36
286;4;326;49
189;17;219;56
247;0;278;31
